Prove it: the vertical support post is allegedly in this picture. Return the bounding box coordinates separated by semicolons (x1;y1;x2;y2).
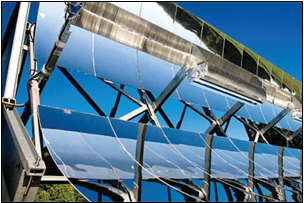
248;141;256;202
3;2;30;107
167;186;171;202
203;107;227;137
145;91;174;128
176;104;187;129
27;23;42;157
97;179;102;202
254;183;264;202
213;181;218;202
203;134;213;201
222;183;233;202
138;89;160;127
133;123;147;202
223;117;231;132
110;84;124;117
278;147;286;201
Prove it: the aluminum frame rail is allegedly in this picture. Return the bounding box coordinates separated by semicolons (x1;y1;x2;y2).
2;105;46;202
2;2;29;108
2;3;46;202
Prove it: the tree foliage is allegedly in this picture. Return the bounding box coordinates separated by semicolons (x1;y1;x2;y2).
35;184;87;202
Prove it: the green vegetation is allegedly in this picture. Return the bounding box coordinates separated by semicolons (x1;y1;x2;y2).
35;184;87;202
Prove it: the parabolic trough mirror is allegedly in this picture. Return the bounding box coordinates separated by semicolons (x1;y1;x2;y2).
2;1;302;202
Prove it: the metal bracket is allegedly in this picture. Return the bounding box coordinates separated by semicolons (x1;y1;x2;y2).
39;2;83;93
204;102;244;136
147;178;206;202
2;105;45;202
222;179;252;202
138;89;160;126
3;2;30;104
70;179;135;202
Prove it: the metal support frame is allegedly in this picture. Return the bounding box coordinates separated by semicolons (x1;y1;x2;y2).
254;182;264;202
103;180;135;202
97;179;102;202
182;101;214;123
2;105;46;202
145;91;174;128
99;78;150;121
120;106;148;121
203;134;213;201
204;102;244;136
3;2;30;107
27;23;43;158
248;142;257;202
133;123;147;201
222;179;252;202
167;186;171;202
110;84;124;117
254;178;281;200
176;104;187;129
126;65;190;123
213;180;219;202
70;179;135;202
289;127;302;140
234;115;273;145
138;89;161;126
146;178;205;201
100;78;144;106
202;107;227;137
278;147;286;201
243;122;255;141
221;181;233;201
254;108;290;143
58;67;106;116
283;178;302;202
223;117;231;132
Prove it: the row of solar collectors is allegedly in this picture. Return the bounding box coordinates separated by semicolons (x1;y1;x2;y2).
34;2;301;132
39;105;300;180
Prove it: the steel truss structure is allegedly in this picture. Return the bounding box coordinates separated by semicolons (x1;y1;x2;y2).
2;2;302;202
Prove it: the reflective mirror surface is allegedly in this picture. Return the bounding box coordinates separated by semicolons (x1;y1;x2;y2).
39;105;301;180
35;2;301;132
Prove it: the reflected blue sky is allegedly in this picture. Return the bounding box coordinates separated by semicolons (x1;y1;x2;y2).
2;2;302;202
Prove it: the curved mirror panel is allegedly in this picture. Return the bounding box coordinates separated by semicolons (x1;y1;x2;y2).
39;105;300;181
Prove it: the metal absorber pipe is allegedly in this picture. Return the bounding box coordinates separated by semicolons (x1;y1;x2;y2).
28;23;42;157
